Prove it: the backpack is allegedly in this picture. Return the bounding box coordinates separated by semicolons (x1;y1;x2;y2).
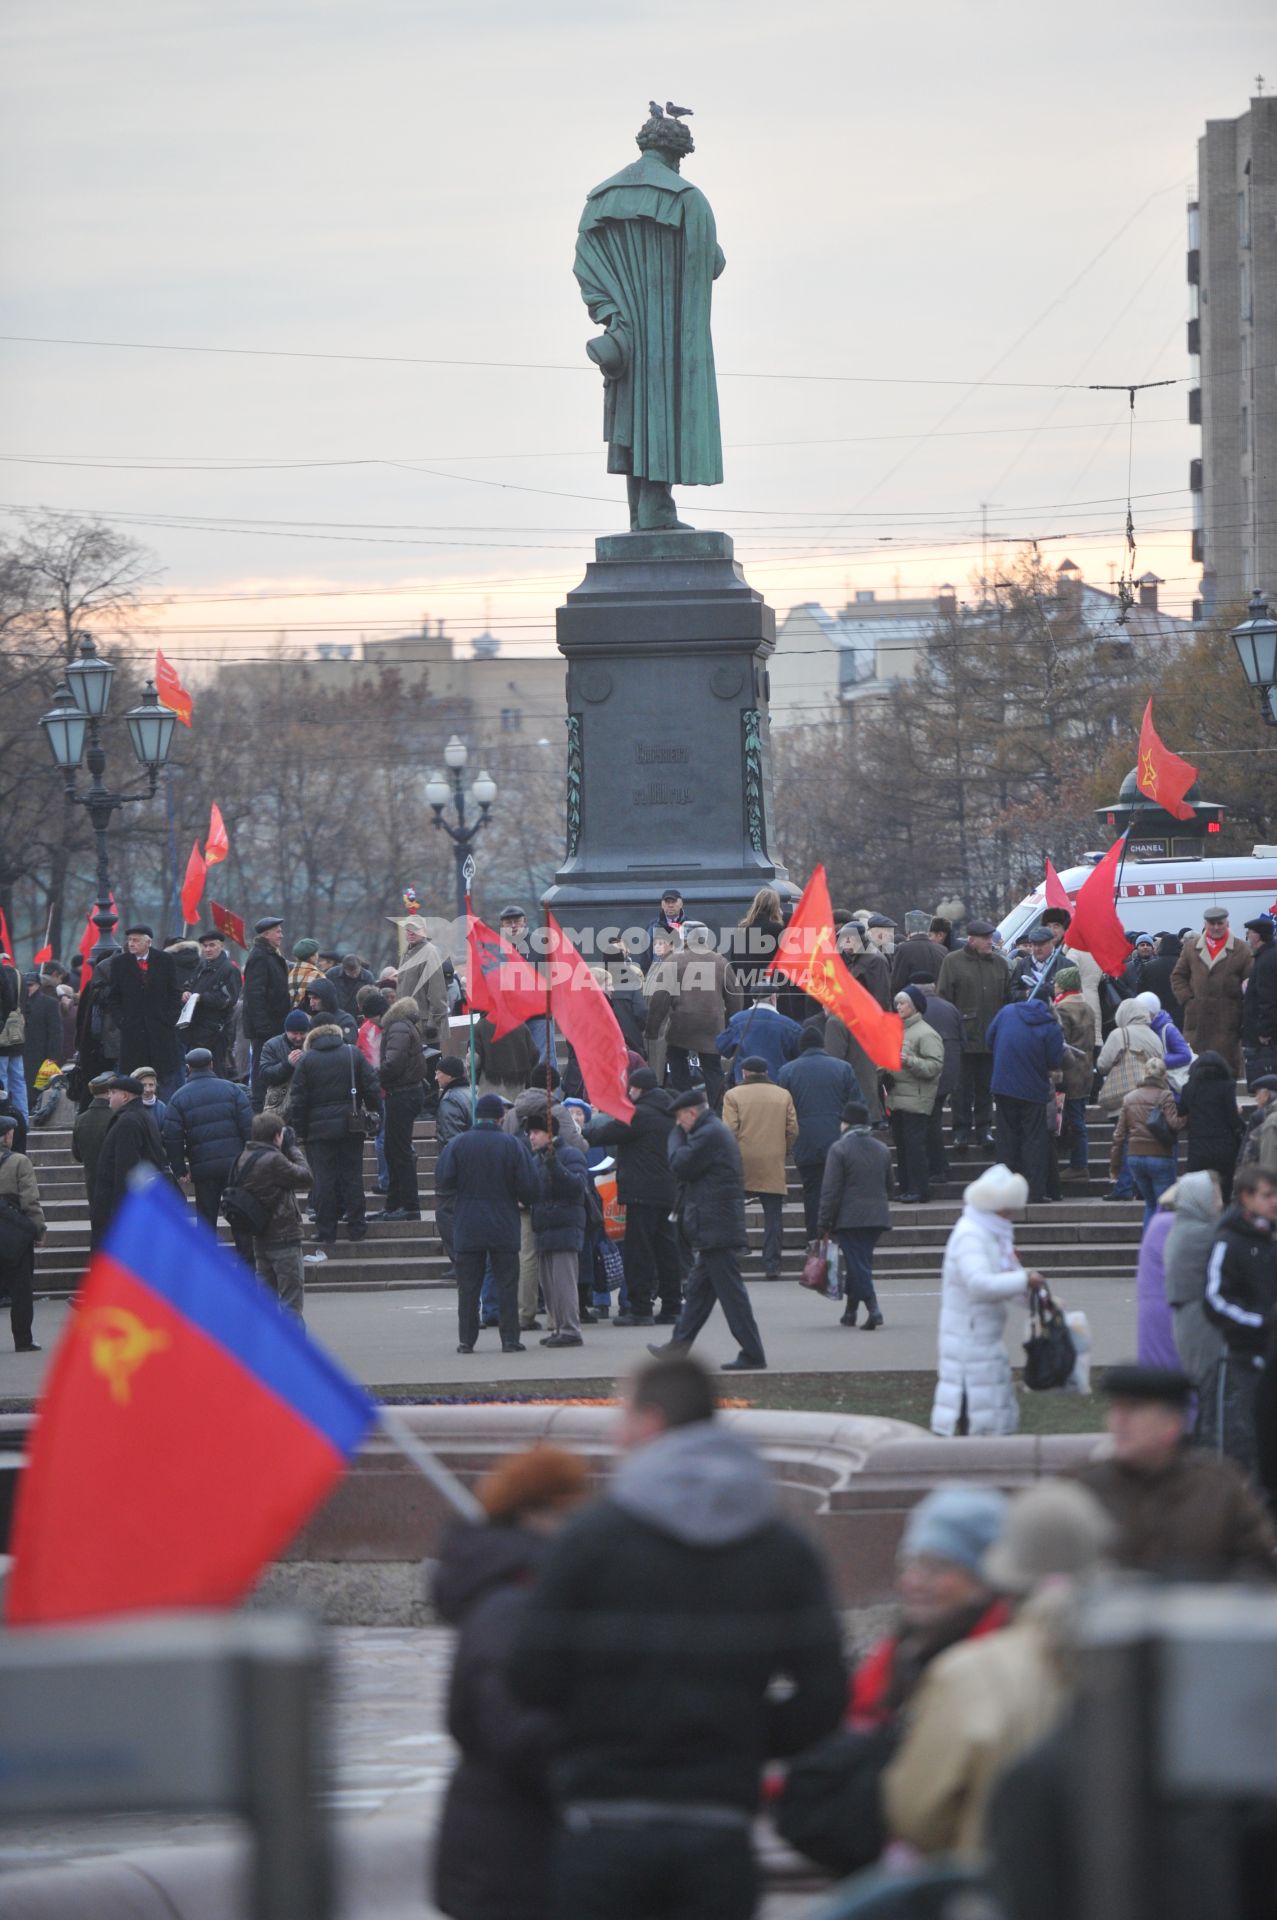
221;1146;273;1237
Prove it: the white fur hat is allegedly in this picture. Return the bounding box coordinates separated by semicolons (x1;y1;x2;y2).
964;1163;1029;1212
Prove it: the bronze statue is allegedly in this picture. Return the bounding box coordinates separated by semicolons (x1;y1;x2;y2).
575;106;724;532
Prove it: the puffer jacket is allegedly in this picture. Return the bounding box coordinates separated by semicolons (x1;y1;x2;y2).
288;1024;380;1142
585;1088;677;1207
435;1082;473;1145
668;1107;747;1251
891;1011;944;1114
1162;1170;1226;1385
528;1140;589;1252
435;1120;540;1254
930;1205;1028;1437
1110;1076;1186;1171
258;1031;303;1095
1178;1052;1242;1171
987;999;1065;1104
0;1146;45;1239
161;1069;253;1178
1205;1203;1277;1360
1148;1008;1191;1072
918;989;963;1097
227;1135;311;1246
380;997;427;1093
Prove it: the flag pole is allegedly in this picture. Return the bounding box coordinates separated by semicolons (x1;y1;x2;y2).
543;904;554;1136
378;1405;484;1522
463;856;477;1124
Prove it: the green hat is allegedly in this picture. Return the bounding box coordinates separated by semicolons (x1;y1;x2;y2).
1054;966;1081;993
293;938;320;960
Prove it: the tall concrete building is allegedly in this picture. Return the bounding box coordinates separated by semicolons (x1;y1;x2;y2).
1191;92;1277;618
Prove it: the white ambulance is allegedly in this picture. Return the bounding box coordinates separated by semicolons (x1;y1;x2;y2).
997;849;1277;948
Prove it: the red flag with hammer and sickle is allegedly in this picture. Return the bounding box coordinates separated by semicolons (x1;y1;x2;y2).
770;866;903;1072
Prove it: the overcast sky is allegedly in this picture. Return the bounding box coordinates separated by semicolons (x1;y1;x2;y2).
1;0;1269;669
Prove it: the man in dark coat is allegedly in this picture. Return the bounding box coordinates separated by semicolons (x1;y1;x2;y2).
303;974;358;1044
242;916;290;1111
288;1019;380;1246
585;1066;681;1326
377;995;427;1220
818;1100;892;1328
1204;1164;1277;1471
1139;932;1184;1025
654;1087;767;1372
161;1048;253;1230
326;951;375;1018
825;920;891;1123
510;1353;846;1920
90;1074;169;1245
73;954;120;1101
183;928;242;1074
21;968;66;1099
778;1030;857;1239
937;920;1015;1148
436;1092;540;1354
1242;913;1277;1085
108;925;183;1099
71;1070;116;1203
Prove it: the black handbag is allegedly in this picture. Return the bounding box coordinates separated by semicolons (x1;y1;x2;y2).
347;1046;380;1138
1023;1287;1077;1392
0;1151;39;1266
773;1723;896;1876
1145;1105;1177;1152
221;1146;273;1238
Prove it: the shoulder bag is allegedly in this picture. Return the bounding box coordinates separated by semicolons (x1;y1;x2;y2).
1023;1286;1077;1392
347;1046;380;1138
1098;1034;1143;1112
221;1146;274;1238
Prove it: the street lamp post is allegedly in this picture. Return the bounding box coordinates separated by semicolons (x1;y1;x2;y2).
1231;591;1277;725
39;632;177;966
426;735;497;922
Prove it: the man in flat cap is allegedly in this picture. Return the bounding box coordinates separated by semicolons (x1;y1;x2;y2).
652;1085;767;1370
184;927;242;1075
243;916;290;1111
1171;906;1253;1078
393;914;448;1037
90;1073;169;1246
1069;1364;1275;1579
107;924;183;1100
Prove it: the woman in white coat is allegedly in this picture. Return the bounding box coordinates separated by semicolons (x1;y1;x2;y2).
931;1164;1044;1437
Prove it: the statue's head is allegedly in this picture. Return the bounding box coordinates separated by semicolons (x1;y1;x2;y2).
636;114;694;161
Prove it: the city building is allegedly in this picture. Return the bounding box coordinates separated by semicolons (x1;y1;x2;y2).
1190;91;1277;618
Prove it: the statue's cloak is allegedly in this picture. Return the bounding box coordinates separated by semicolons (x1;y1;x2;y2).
575;150;725;487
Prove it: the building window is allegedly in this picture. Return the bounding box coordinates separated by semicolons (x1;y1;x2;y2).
500;707;522;733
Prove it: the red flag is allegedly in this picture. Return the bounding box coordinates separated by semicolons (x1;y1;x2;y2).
180;840;207;927
1044;859;1073;915
0;907;11;961
1136;699;1197;823
204;802;229;867
466;914;545;1039
1066;835;1131;978
32;944;52;966
78;897;117;983
209;901;247;948
155;649;193;727
770;866;904;1072
5;1179;374;1625
544;913;635;1121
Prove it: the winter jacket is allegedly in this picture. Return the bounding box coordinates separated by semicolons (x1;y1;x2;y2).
646;944;745;1053
714;1002;803;1085
585;1088;677;1208
937;943;1015;1054
1096;998;1165;1083
0;961;22;1058
325;962;374;1018
1238;1101;1277;1177
432;1522;559;1920
74;958;121;1084
184;950;241;1050
397;937;448;1035
722;1078;798;1196
668;1107;747;1251
1109;1077;1186;1172
71;1096;113;1198
1070;1446;1275;1581
1135;1208;1179;1370
288;1025;380;1143
108;947;182;1076
379;997;427;1093
161;1068;253;1179
509;1421;846;1811
1243;937;1277;1050
302;975;357;1043
883;1596;1069;1860
475;1017;537;1094
435;1121;540;1255
931;1205;1028;1437
918;989;963;1097
435;1082;473;1146
1205;1203;1277;1360
528;1140;589;1253
1162;1169;1226;1387
0;1147;45;1241
890;935;946;998
817;1127;893;1233
842;946;892;1011
228;1136;312;1247
91;1099;168;1239
1140;942;1184;1025
891;1010;945;1115
777;1050;858;1168
1171;932;1253;1073
1178;1053;1243;1172
987;999;1065;1104
1054;995;1097;1098
242;937;291;1044
22;985;65;1092
258;1031;302;1095
500;1090;584;1155
1148;1008;1191;1072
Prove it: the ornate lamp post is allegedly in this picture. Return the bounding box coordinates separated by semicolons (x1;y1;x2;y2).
1231;591;1277;725
39;632;177;965
426;735;497;921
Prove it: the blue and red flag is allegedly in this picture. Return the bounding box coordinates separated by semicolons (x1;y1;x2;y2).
5;1177;375;1627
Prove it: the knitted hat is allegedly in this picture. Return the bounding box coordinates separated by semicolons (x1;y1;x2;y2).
900;1486;1009;1575
964;1164;1029;1212
627;1067;658;1092
284;1010;312;1035
293;938;320;960
798;1028;825;1052
898;985;927;1015
983;1482;1114;1595
841;1101;869;1126
436;1055;466;1080
361;991;390;1020
1053;966;1082;994
475;1093;506;1120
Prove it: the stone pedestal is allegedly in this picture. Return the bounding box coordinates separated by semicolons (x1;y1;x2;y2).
543;530;792;946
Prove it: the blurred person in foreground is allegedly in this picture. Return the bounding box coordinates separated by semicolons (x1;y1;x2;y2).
432;1446;589;1920
510;1353;845;1920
